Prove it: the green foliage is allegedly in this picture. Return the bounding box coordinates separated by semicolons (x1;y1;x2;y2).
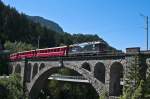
120;88;131;99
72;34;104;44
0;74;25;99
143;64;150;99
131;80;143;99
120;56;144;99
99;88;108;99
27;16;64;33
4;41;36;53
0;54;8;75
120;56;150;99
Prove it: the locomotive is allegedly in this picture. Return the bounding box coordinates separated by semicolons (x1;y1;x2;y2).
9;41;108;61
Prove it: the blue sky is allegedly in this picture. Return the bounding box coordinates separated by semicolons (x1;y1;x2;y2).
2;0;150;51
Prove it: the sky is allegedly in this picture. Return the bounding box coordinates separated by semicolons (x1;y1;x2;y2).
2;0;150;51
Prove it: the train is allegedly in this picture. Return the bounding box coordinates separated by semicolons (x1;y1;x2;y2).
9;41;111;61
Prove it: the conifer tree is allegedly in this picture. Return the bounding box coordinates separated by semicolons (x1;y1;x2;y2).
143;63;150;99
120;56;143;99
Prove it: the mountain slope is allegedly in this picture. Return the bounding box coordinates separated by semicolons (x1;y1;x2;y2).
27;16;64;33
0;0;119;52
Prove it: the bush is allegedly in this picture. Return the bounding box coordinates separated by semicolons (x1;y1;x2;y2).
0;74;26;99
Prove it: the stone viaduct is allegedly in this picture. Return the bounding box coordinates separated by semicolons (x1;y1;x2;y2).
9;48;150;99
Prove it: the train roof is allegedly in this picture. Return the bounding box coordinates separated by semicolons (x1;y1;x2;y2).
10;46;67;55
36;46;67;51
70;41;105;47
10;49;36;55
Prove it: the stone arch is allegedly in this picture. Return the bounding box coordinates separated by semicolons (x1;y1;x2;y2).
94;62;105;83
81;62;91;71
39;63;45;71
15;64;21;74
25;63;32;82
28;64;104;99
29;66;60;99
109;62;123;96
32;63;38;79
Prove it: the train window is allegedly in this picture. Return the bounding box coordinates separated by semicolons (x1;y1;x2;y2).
43;50;45;53
61;48;64;51
54;49;57;52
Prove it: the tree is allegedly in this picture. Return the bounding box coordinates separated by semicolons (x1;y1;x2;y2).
0;56;8;75
143;64;150;99
4;41;36;53
120;56;143;99
0;74;26;99
99;89;108;99
131;80;143;99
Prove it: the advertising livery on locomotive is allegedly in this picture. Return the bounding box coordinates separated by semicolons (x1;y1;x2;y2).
9;41;108;61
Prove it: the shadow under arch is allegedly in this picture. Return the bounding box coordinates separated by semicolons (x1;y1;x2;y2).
32;63;38;79
94;62;105;83
15;64;21;74
8;65;13;74
39;63;45;71
29;65;100;99
24;63;32;82
109;62;123;96
81;62;91;71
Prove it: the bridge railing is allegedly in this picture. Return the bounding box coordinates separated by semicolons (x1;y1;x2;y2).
140;50;150;54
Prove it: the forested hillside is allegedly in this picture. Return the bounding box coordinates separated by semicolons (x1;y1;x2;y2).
0;0;110;50
27;15;64;33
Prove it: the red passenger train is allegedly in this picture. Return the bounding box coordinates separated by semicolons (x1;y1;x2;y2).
9;41;108;61
10;46;68;61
